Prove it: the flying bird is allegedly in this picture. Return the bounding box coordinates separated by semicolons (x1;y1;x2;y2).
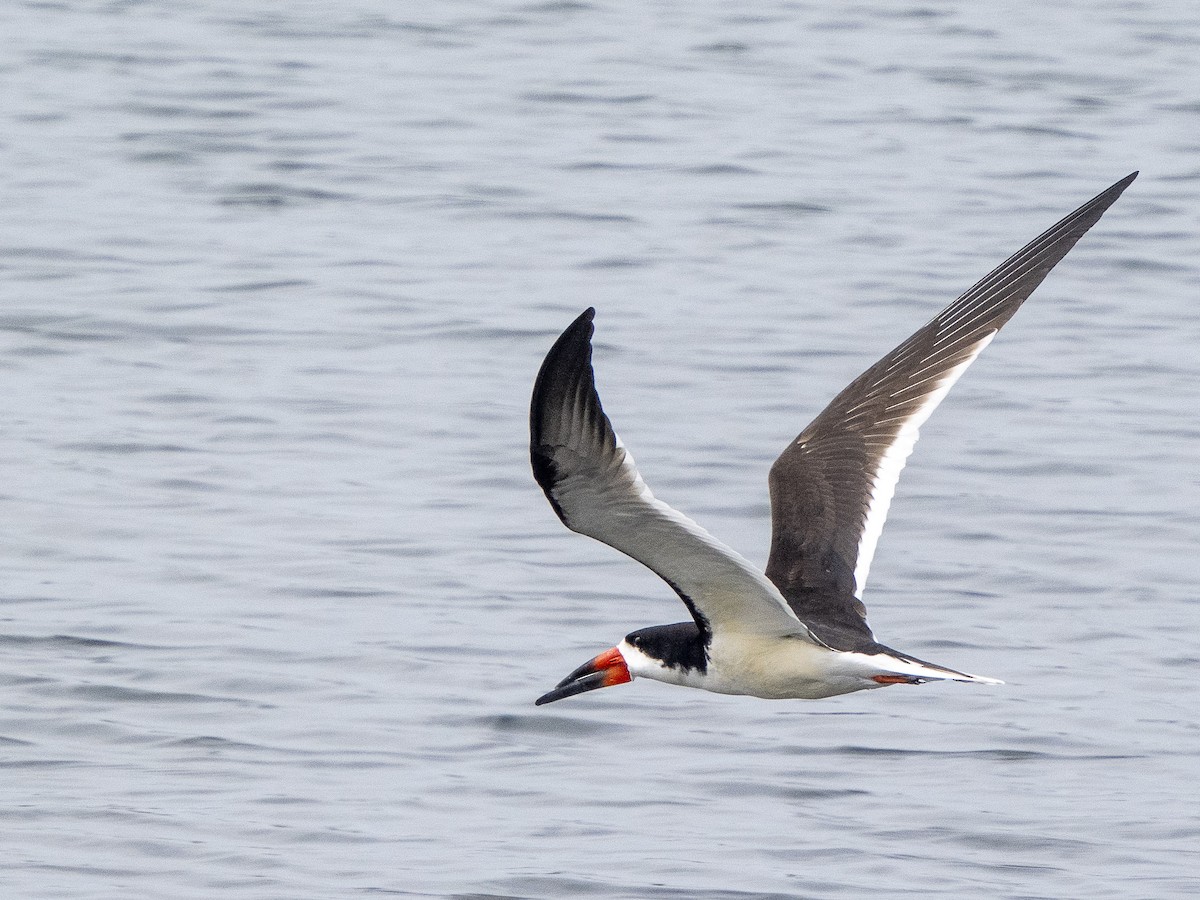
530;173;1135;706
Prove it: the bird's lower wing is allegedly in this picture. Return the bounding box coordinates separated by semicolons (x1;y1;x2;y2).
531;309;811;640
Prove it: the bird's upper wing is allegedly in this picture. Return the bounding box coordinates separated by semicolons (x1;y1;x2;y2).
764;173;1136;649
531;309;812;641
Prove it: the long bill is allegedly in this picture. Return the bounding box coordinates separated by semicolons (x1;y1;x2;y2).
534;647;632;706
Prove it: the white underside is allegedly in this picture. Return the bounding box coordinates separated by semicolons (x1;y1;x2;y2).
619;636;1002;700
852;332;996;598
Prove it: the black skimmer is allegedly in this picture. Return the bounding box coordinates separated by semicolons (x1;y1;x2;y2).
531;173;1136;706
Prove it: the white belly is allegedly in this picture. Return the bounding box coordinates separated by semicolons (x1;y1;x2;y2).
705;632;883;699
619;633;886;700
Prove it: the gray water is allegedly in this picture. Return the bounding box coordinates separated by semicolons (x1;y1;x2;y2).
1;1;1198;897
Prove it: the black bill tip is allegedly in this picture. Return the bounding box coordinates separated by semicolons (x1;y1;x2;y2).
534;646;631;706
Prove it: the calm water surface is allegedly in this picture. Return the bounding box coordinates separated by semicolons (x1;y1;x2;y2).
1;1;1198;898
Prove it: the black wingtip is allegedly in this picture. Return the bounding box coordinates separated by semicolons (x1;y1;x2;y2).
537;309;596;376
1080;172;1137;218
530;309;597;435
529;308;603;510
563;307;596;334
1076;171;1137;222
1106;170;1138;197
